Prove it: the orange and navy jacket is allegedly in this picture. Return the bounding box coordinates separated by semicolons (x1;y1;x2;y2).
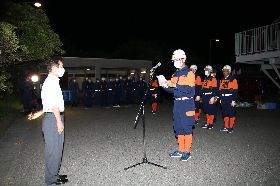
164;66;195;98
219;75;238;100
195;74;202;97
200;75;218;97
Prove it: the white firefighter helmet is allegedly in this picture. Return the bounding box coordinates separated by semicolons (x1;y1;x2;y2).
222;65;231;73
204;65;213;72
172;49;186;60
190;65;197;71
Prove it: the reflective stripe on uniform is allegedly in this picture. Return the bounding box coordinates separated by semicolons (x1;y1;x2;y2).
175;97;193;100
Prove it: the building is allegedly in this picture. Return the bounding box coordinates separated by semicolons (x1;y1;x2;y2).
39;57;153;90
235;18;280;89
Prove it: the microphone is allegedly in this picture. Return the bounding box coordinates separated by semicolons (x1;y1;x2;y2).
150;62;161;72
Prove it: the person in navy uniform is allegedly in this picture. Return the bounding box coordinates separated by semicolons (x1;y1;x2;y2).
88;78;94;107
69;78;79;107
113;77;121;107
93;78;101;106
190;65;202;125
136;76;147;104
82;77;89;106
159;49;195;161
211;69;219;124
107;77;114;107
119;76;126;105
20;75;33;115
100;77;108;107
219;65;238;133
200;65;218;130
125;76;133;105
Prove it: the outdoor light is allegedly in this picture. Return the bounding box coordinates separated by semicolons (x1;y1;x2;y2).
31;75;39;83
131;72;135;75
215;39;220;42
34;2;42;7
141;71;146;74
86;68;91;71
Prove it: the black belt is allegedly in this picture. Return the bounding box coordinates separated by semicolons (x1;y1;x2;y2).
45;112;64;115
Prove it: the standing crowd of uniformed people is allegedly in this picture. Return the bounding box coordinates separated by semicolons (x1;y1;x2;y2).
190;63;238;134
158;49;239;162
68;75;159;110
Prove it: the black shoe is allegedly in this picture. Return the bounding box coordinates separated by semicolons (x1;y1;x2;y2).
201;124;208;129
59;175;67;179
227;128;234;133
53;178;68;185
207;125;213;130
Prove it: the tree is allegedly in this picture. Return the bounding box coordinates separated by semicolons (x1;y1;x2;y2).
0;1;64;96
0;22;20;94
3;2;64;61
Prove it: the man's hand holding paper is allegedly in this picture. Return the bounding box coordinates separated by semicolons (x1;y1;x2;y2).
156;75;168;88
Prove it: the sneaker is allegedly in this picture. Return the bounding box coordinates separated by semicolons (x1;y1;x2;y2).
169;151;183;158
195;120;199;125
180;152;191;161
220;128;228;132
207;125;213;130
227;128;234;133
201;124;208;129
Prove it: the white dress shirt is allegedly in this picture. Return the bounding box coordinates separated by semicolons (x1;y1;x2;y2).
41;74;64;112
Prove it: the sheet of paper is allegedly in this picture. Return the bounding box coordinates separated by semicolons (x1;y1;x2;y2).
156;75;168;88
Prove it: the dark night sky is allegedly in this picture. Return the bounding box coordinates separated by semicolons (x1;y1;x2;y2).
10;1;280;66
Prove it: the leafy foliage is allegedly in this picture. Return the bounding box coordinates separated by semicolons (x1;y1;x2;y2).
3;2;64;61
0;22;19;94
0;2;64;97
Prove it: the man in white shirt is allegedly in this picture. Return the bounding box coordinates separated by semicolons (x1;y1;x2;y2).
41;56;68;185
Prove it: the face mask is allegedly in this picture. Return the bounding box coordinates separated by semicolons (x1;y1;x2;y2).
57;67;65;77
116;79;119;81
97;80;100;83
174;60;182;69
204;71;210;76
73;80;76;82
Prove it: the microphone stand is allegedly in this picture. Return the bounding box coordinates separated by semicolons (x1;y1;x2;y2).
124;71;167;170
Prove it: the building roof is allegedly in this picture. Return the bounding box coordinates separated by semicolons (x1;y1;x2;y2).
63;57;153;69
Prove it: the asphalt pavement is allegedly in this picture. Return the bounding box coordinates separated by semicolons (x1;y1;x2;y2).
0;101;279;186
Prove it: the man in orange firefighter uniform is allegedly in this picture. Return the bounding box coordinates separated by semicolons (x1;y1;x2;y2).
190;65;202;125
200;65;218;130
158;49;195;161
219;65;238;133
